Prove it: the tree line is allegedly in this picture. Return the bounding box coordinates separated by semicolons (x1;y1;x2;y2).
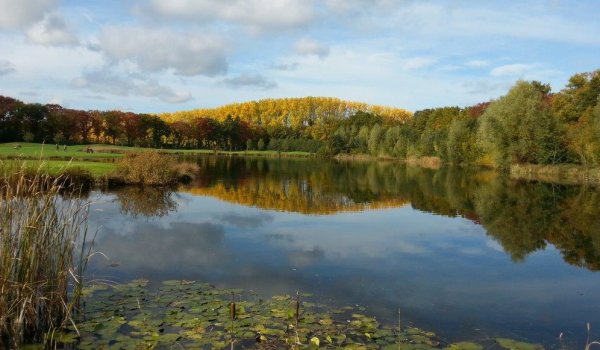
1;69;598;167
0;99;263;151
326;69;600;168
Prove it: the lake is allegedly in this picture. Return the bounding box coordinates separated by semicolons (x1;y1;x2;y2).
85;156;600;349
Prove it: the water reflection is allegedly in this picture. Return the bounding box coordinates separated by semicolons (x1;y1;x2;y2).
99;157;600;272
107;186;179;219
87;157;600;348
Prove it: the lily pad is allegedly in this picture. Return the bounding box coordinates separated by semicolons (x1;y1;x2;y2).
496;338;544;350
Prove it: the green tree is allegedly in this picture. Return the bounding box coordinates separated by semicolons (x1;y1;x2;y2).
368;124;382;156
247;139;254;151
447;119;479;165
22;131;34;143
478;81;562;169
257;138;265;151
53;131;65;144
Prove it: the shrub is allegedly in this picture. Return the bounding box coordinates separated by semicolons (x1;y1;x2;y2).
112;152;198;186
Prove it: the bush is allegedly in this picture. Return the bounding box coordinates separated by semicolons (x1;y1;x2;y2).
112;152;198;186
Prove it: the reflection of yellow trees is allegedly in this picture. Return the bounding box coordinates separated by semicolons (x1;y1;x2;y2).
109;155;600;271
184;183;409;215
178;157;413;214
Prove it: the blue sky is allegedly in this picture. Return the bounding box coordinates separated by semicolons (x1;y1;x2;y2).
0;0;599;113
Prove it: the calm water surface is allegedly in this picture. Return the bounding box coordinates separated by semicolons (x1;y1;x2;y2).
86;156;600;349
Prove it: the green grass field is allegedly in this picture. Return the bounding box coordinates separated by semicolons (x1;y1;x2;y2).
31;160;117;176
0;143;312;177
0;143;312;159
0;143;127;159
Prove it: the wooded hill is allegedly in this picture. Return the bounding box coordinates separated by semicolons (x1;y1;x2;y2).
1;69;599;169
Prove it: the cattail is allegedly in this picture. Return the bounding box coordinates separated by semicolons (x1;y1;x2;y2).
230;292;236;320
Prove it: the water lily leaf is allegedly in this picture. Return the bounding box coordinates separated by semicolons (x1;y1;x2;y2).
256;335;268;343
262;328;285;336
310;337;320;347
47;331;79;344
446;342;484;350
496;338;544;350
318;319;333;326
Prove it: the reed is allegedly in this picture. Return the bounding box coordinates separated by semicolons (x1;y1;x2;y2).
0;161;95;348
110;151;199;186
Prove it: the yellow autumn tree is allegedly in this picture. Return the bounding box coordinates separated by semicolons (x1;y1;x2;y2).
158;97;412;137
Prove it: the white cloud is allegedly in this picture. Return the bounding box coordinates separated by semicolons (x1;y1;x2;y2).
135;0;316;34
393;2;600;46
325;0;406;16
0;0;63;30
220;74;277;90
0;59;16;75
403;57;437;70
490;63;537;77
466;60;491;68
98;26;228;77
72;68;193;103
26;13;78;46
293;38;330;58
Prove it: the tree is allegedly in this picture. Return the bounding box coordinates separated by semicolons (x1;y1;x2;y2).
23;131;34;143
552;70;600;165
103;111;124;144
447;119;478;165
368;124;382;156
53;131;65;144
258;138;265;151
247;139;254;151
89;111;105;144
478;80;562;169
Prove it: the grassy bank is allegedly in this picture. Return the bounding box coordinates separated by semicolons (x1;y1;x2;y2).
0;143;313;181
10;159;117;176
0;143;313;160
4;143;600;185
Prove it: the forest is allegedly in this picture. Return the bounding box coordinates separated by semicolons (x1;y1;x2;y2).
0;69;599;169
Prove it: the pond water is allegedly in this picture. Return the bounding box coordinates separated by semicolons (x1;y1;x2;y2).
86;156;600;349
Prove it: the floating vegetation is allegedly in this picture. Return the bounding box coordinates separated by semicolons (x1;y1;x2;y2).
22;279;551;350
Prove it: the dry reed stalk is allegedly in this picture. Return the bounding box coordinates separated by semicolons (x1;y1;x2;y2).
0;160;96;348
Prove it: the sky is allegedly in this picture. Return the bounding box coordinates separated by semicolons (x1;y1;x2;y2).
0;0;599;114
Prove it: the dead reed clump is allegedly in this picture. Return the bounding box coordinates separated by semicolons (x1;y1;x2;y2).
111;151;199;186
0;161;95;348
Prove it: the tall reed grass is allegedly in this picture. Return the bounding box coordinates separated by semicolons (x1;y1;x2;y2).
0;161;95;348
111;151;199;186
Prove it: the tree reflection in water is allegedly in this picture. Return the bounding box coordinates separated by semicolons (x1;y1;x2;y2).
106;186;179;219
106;156;600;272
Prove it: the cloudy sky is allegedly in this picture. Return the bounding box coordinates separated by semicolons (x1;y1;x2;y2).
0;0;599;113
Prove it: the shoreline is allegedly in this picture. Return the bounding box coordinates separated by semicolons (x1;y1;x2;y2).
3;143;600;186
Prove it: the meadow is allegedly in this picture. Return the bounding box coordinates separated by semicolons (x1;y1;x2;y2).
0;143;313;178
